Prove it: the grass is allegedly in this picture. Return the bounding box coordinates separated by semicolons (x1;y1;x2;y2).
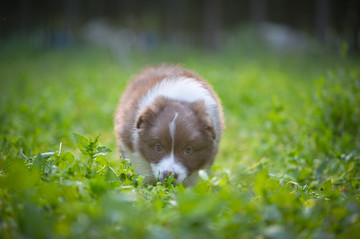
0;36;359;238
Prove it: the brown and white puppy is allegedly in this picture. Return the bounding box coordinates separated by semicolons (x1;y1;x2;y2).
114;65;224;186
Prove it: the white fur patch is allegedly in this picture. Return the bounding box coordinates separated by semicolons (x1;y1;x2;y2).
169;112;178;154
150;154;188;184
138;77;216;113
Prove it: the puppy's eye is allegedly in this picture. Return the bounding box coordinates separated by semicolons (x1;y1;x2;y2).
184;146;192;155
155;144;162;152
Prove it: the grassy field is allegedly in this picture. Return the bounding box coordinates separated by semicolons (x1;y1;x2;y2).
0;37;359;238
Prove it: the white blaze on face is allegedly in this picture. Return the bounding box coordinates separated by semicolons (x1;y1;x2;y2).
150;112;188;183
169;112;178;154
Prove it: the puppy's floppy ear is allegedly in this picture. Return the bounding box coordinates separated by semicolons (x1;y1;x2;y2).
190;101;216;140
136;106;154;129
204;116;216;140
136;99;166;129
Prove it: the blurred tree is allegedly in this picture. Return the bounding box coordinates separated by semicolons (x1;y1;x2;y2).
166;0;186;44
19;0;32;34
64;0;79;38
315;0;329;44
250;0;267;25
347;0;360;52
203;0;223;50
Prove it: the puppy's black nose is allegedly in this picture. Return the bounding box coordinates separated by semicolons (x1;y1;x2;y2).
162;171;178;179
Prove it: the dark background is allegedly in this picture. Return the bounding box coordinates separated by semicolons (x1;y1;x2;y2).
1;0;359;53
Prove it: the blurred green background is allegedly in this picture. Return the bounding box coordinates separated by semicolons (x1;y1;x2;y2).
1;1;360;238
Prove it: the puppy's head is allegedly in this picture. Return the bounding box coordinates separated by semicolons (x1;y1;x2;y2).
135;97;216;184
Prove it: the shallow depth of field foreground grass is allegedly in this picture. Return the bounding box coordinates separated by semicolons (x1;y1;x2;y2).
0;38;360;238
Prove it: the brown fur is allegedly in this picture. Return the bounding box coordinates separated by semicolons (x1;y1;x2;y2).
115;65;224;151
114;64;224;185
136;97;217;172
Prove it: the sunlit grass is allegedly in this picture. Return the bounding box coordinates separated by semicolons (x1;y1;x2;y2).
0;39;359;238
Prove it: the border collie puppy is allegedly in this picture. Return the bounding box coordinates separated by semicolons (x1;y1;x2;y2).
114;65;224;186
